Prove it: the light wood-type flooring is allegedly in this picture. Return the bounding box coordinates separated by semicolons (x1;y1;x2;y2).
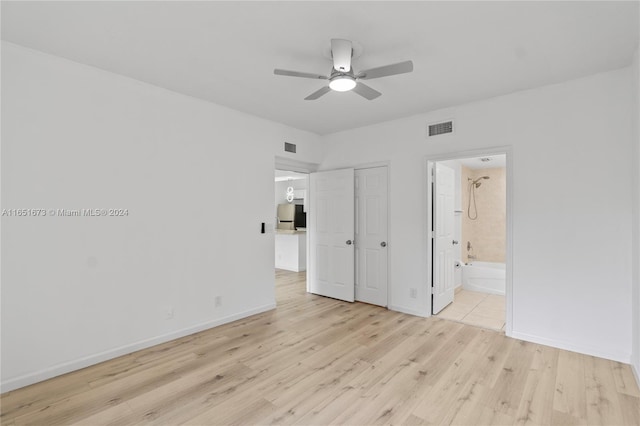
1;269;639;425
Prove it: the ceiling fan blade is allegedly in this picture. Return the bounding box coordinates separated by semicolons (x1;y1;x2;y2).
274;69;328;80
357;60;413;80
352;82;381;100
331;39;352;72
304;86;331;100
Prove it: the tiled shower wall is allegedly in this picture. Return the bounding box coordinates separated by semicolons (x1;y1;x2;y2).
461;166;506;263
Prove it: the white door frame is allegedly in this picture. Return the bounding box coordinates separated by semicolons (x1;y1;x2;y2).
425;147;513;337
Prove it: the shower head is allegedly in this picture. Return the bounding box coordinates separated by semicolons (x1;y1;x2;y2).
471;176;490;185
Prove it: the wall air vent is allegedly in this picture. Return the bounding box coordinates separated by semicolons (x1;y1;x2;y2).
284;142;297;153
428;120;454;137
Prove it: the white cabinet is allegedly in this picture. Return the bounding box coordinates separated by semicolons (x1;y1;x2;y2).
275;231;307;272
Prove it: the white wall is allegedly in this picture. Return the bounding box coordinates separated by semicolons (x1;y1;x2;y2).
0;42;324;391
321;67;635;363
632;46;640;382
3;38;638;392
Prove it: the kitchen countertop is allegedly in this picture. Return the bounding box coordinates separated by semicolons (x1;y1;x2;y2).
276;229;307;234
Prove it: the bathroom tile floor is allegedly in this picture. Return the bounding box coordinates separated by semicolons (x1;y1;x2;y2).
436;288;506;331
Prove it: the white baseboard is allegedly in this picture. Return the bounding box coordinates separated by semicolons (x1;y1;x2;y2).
388;304;429;318
275;264;306;272
1;303;276;393
632;362;640;389
510;330;631;364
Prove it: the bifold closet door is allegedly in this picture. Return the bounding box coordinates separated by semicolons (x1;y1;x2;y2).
355;167;388;307
308;169;355;302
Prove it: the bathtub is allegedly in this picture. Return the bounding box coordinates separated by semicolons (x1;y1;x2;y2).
461;261;506;295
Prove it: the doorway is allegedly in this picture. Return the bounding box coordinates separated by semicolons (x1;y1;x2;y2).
428;151;511;333
273;157;319;303
274;169;308;273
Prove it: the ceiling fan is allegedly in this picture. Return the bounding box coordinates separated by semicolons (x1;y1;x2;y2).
274;39;413;101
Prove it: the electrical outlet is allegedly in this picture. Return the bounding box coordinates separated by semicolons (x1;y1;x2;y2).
214;296;222;308
410;288;418;299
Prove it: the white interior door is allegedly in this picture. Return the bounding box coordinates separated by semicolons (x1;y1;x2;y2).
309;169;355;302
432;162;456;314
355;167;388;307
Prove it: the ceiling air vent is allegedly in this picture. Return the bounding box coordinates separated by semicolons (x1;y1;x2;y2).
284;142;296;153
428;120;454;137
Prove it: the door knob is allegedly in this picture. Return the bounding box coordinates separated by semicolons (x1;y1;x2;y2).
346;240;353;245
452;240;459;245
380;242;387;247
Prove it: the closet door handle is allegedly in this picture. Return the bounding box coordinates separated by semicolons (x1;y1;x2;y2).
380;242;387;247
452;240;459;245
346;240;353;245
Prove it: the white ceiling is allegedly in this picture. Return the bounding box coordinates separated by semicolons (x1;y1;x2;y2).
458;155;506;170
2;1;638;135
275;170;308;182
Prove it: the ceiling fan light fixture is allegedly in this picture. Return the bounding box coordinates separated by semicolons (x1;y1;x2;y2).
329;75;356;92
274;38;413;100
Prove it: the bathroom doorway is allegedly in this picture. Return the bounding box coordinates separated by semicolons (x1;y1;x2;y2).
428;152;510;333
